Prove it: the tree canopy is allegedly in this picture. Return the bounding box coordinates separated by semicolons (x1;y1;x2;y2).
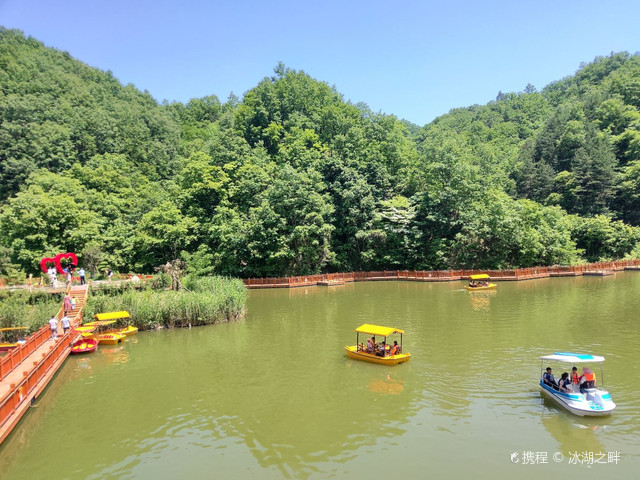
1;28;639;277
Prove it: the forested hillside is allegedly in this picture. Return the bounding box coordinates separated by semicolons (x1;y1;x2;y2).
1;28;639;279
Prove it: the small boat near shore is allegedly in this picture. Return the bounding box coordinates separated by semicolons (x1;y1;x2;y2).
464;274;496;291
83;320;126;345
70;337;98;354
0;327;28;351
539;352;616;416
345;324;411;365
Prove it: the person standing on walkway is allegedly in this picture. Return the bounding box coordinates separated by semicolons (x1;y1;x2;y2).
107;268;113;283
78;267;86;285
60;315;71;335
49;315;58;340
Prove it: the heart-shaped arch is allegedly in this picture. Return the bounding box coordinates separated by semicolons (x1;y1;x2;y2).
40;252;78;274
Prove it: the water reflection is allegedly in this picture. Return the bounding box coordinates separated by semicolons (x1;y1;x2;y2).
540;411;608;455
467;290;496;311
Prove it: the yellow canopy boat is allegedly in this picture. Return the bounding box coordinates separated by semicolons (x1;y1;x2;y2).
0;326;28;351
89;311;137;337
464;274;497;291
345;324;411;365
82;320;126;345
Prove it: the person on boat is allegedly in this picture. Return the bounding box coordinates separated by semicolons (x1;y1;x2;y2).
543;367;558;389
366;337;374;353
48;315;58;340
557;372;571;392
60;315;71;334
390;341;399;356
580;367;596;392
571;366;580;386
377;341;387;357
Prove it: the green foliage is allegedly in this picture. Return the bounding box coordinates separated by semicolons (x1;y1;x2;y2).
0;289;61;333
84;276;246;329
1;30;639;276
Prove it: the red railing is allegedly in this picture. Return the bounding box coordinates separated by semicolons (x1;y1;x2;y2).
0;284;90;434
0;330;76;429
243;259;640;288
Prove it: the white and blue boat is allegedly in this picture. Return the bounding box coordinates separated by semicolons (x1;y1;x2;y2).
539;352;616;416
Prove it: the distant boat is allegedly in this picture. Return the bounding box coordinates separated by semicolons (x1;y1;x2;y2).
464;274;496;291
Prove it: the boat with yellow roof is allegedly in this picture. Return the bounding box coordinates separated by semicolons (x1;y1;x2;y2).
345;324;411;365
464;273;497;291
83;320;126;345
94;311;138;336
0;327;28;352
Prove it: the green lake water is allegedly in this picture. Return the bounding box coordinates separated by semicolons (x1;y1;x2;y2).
1;274;639;479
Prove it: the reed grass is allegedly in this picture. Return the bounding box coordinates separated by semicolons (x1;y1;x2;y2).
84;276;247;330
0;290;62;335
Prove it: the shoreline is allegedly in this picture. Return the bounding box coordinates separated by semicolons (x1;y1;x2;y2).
243;259;640;289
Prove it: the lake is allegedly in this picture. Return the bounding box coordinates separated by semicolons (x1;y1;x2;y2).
1;273;639;479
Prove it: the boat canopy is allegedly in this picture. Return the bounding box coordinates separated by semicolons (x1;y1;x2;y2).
355;324;404;336
539;352;605;363
84;320;117;327
469;274;490;280
94;311;130;321
73;326;97;333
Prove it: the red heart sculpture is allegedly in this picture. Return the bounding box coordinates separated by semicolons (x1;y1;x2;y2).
54;252;78;274
40;257;57;273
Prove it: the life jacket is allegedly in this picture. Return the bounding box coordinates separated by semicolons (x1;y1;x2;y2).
390;345;398;356
583;372;595;382
571;373;580;384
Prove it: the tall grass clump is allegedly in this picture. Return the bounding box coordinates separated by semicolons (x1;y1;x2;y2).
84;276;247;330
0;290;62;334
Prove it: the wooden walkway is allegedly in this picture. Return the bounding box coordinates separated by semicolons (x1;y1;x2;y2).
243;259;640;289
0;284;89;445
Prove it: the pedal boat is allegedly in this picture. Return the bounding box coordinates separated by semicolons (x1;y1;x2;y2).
70;337;99;354
83;320;126;345
0;327;28;351
464;274;496;291
539;352;616;416
93;311;136;336
117;325;138;336
345;324;411;365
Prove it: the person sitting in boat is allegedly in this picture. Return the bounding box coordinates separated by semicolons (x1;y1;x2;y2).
367;337;376;353
543;367;558;389
376;341;387;357
390;341;399;356
468;280;476;288
571;366;580;386
557;372;571;393
580;367;596;392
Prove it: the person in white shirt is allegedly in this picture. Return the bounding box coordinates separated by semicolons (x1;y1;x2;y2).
60;315;71;334
49;316;58;340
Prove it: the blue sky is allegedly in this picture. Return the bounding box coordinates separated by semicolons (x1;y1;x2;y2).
1;0;639;125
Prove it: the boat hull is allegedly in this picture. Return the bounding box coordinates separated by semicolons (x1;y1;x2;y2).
345;346;411;365
464;283;497;291
70;338;99;355
539;381;615;416
118;325;138;336
95;333;125;345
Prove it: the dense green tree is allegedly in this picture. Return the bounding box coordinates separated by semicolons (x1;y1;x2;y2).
1;30;640;278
